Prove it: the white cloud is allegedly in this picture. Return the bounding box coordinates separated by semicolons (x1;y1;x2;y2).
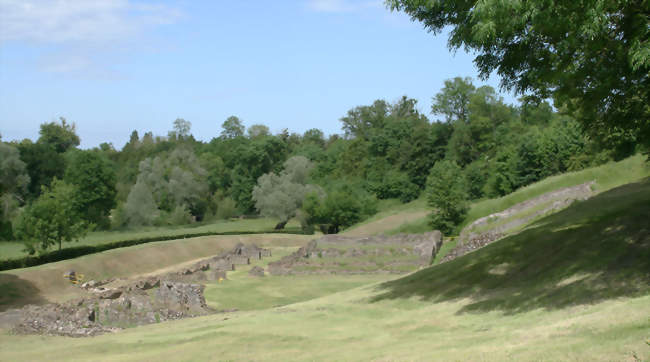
0;0;181;76
0;0;180;44
306;0;382;13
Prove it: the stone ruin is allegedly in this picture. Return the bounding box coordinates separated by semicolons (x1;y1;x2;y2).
8;242;273;337
458;181;595;245
248;266;265;277
439;181;596;264
268;231;442;275
13;281;210;337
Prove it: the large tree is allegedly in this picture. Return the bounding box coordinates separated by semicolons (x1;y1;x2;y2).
64;150;117;228
388;0;650;149
0;142;30;239
15;179;88;253
38;117;80;153
252;156;319;229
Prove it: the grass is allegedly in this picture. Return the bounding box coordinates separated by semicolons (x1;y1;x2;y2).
204;247;392;310
1;177;647;360
342;197;428;236
0;217;301;261
388;153;650;236
459;153;649;232
432;237;458;264
0;233;314;309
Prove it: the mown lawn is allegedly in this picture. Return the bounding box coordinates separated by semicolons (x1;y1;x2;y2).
0;217;302;261
1;178;647;361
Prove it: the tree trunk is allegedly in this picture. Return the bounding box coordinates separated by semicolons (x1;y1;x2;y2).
274;220;288;230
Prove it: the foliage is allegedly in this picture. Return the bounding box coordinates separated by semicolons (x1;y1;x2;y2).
170;118;192;140
252;156;319;227
37;117;80;153
15;140;66;199
14;179;89;253
425;160;469;235
0;142;30;239
247;124;270;139
388;0;650;150
64;150;117;228
123;180;159;227
215;197;238;220
221;116;245;139
303;184;377;234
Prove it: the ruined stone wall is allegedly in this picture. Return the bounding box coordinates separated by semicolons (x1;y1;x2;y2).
268;231;442;275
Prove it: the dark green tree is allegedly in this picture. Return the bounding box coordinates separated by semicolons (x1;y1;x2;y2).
388;0;650;149
38;117;80;153
64;150;117;228
425;160;469;235
15;179;89;253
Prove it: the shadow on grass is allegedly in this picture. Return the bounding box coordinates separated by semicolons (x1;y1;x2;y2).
0;273;48;312
370;178;650;315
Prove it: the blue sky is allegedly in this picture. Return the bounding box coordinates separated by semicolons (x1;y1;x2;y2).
0;0;515;149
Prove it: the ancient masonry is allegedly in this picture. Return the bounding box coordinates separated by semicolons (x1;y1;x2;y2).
10;243;272;337
268;231;443;275
442;181;595;263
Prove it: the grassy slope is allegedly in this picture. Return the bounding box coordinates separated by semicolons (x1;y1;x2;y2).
0;233;314;309
391;153;650;236
0;218;301;261
1;178;648;361
342;198;428;236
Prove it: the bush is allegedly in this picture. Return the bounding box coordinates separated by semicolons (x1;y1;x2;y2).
169;205;193;225
425;160;469;235
216;197;238;220
303;184;377;234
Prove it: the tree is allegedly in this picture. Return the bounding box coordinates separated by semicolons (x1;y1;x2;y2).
252;156;319;229
302;184;377;234
64;150;117;228
388;0;650;149
134;147;209;220
38;117;80;153
170;118;192;140
16;140;66;199
221;116;245;139
431;77;475;124
425;160;469;235
247;124;270;139
15;179;88;253
0;142;30;239
123;180;159;227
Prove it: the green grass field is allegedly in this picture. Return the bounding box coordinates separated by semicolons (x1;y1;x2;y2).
204;247;392;311
1;176;647;361
0;217;302;261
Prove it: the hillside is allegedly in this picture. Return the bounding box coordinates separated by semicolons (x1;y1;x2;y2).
1;177;647;361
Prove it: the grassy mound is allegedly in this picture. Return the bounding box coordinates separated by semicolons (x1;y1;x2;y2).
1;178;647;360
0;234;314;310
391;153;650;235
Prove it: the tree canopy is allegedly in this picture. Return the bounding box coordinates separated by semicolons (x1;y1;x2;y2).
388;0;650;149
15;179;88;253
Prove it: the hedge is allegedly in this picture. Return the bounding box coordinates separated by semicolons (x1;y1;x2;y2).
0;229;304;271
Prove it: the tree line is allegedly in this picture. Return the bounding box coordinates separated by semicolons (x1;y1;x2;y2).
0;77;643;253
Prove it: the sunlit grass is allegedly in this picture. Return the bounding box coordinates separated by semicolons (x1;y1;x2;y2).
0;217;301;261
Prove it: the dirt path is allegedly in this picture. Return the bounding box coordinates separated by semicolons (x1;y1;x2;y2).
343;211;429;237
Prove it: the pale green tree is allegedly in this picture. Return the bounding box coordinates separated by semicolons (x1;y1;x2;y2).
252;156;320;229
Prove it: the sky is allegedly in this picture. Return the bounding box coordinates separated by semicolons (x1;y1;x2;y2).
0;0;515;149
